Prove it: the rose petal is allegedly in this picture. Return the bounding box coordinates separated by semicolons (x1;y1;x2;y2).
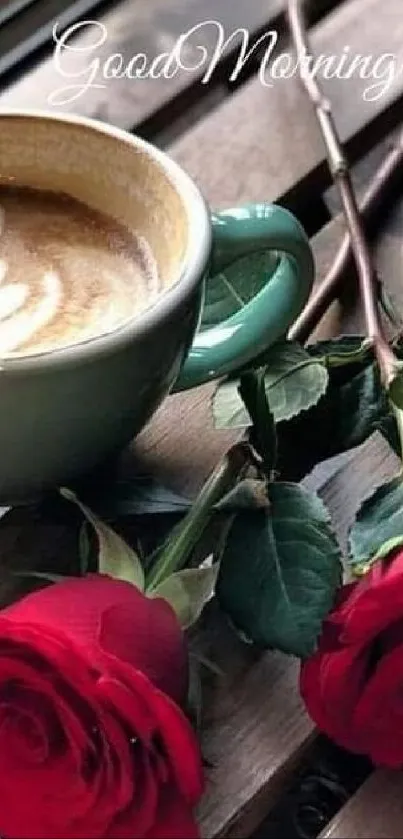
103;747;158;838
0;628;129;837
97;658;203;805
352;643;403;767
97;673;155;744
150;689;204;805
99;598;188;703
0;580;198;839
337;554;403;645
301;643;370;753
107;784;200;839
4;576;188;703
146;787;201;839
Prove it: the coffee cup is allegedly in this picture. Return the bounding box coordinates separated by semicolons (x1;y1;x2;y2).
0;110;314;503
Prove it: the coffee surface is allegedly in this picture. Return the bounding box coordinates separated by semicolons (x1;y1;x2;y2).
0;185;158;357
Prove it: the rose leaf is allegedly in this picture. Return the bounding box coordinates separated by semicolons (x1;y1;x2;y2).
74;475;191;518
216;478;271;512
275;336;399;482
388;365;403;411
239;369;277;474
217;483;342;658
12;571;65;584
348;475;403;570
201;250;280;328
78;522;91;575
149;562;219;629
213;340;329;428
60;488;145;591
307;335;371;366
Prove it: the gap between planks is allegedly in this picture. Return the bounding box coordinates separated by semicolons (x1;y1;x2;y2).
320;770;403;839
0;202;400;839
0;2;401;835
170;0;403;214
1;0;346;150
134;196;403;837
0;0;285;121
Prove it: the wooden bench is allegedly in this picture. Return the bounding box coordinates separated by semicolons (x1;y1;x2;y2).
1;1;403;836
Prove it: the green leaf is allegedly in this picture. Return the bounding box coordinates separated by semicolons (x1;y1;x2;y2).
308;335;371;366
389;366;403;410
201;251;280;328
60;488;145;590
216;479;270;511
78;522;91;575
217;483;342;658
212;379;250;430
276;337;399;481
145;443;250;590
255;341;329;421
213;341;329;429
150;562;219;629
348;475;403;569
240;370;277;473
76;476;191;517
12;571;65;584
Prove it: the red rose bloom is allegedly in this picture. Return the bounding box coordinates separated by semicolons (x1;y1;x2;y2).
0;574;203;839
301;548;403;767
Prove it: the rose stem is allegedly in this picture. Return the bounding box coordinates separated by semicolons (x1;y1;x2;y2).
145;442;251;590
289;135;403;344
148;7;403;589
287;0;400;387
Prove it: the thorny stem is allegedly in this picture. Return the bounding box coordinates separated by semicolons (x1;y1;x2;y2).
145;442;251;590
290;136;403;343
287;0;400;387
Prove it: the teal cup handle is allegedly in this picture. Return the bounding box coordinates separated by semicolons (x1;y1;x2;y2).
173;203;314;392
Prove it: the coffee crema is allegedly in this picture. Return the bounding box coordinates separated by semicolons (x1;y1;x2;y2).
0;184;159;357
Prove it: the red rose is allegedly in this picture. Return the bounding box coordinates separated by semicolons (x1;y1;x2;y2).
300;548;403;767
0;574;203;838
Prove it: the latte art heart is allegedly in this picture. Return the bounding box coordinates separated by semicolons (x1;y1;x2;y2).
0;186;159;357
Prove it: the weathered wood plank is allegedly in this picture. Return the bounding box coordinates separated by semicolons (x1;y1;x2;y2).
1;7;403;832
0;0;108;80
321;771;403;838
325;128;402;217
134;149;403;836
194;607;315;839
0;0;283;128
132;215;351;499
0;204;399;839
102;195;403;839
1;101;401;839
171;0;403;210
320;433;399;556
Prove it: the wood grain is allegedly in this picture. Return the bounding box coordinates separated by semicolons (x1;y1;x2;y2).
134;190;403;837
325;129;402;217
0;2;402;835
320;433;399;556
171;0;403;210
0;201;400;839
321;771;403;838
0;0;283;127
0;202;399;839
0;0;109;79
196;622;315;839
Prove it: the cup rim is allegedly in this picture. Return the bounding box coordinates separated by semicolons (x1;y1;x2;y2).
0;108;212;372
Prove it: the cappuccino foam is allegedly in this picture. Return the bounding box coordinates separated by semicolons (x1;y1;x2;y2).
0;185;159;357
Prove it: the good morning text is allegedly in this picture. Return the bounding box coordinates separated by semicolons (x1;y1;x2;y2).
50;19;399;106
